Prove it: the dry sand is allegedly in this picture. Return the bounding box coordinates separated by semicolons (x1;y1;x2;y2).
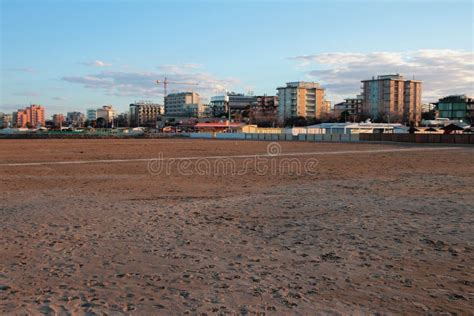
0;139;473;315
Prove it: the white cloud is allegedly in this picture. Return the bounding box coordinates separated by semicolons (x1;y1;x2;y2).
79;60;112;67
62;65;238;99
290;49;474;103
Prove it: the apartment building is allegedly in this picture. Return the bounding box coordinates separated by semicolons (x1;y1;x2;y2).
129;101;162;127
334;96;364;118
362;74;422;124
250;95;278;125
0;113;13;128
14;104;45;128
86;109;97;121
52;114;65;128
277;82;327;121
67;111;85;127
164;92;203;117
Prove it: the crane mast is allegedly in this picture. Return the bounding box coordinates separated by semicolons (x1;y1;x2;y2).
156;77;198;98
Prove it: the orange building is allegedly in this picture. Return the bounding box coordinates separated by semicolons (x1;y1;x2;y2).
362;74;422;124
277;82;328;121
15;104;45;128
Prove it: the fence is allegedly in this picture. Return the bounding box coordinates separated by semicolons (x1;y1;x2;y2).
359;133;474;144
188;132;360;142
2;130;472;144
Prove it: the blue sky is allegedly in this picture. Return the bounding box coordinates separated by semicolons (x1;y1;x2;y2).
1;0;473;116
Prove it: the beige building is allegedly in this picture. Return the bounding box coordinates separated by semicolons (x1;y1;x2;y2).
164;92;203;117
129;101;162;127
362;74;422;124
277;82;328;121
52;114;65;128
96;105;116;128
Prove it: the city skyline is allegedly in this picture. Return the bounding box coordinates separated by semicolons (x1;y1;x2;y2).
1;0;473;117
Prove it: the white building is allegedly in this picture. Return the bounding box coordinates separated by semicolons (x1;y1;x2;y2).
307;122;409;134
164;92;203;117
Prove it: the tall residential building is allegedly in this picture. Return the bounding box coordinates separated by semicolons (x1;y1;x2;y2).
249;95;279;125
277;82;327;121
164;92;203;117
436;95;473;123
362;74;422;124
129;101;162;127
15;104;45;128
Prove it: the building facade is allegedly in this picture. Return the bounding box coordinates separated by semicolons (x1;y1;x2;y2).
277;82;327;121
249;95;278;125
0;112;13;128
362;74;422;124
210;94;229;117
67;112;85;127
164;92;203;117
15;104;45;128
210;92;257;118
129;101;162;127
436;95;473;123
52;114;65;128
334;96;364;119
96;105;116;128
86;109;97;121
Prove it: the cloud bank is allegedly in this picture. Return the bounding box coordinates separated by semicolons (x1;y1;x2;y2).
62;64;238;100
290;49;474;103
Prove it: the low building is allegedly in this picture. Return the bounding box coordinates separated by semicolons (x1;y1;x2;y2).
129;101;162;127
194;122;246;132
165;92;203;117
307;122;409;134
334;96;363;119
421;117;470;128
435;95;473;124
210;92;256;118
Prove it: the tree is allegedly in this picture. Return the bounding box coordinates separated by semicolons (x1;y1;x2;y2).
284;116;307;127
421;110;436;121
338;110;350;123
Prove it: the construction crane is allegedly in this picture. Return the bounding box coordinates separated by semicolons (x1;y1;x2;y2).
156;77;199;97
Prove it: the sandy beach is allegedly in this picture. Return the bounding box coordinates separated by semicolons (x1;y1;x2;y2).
0;139;473;315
